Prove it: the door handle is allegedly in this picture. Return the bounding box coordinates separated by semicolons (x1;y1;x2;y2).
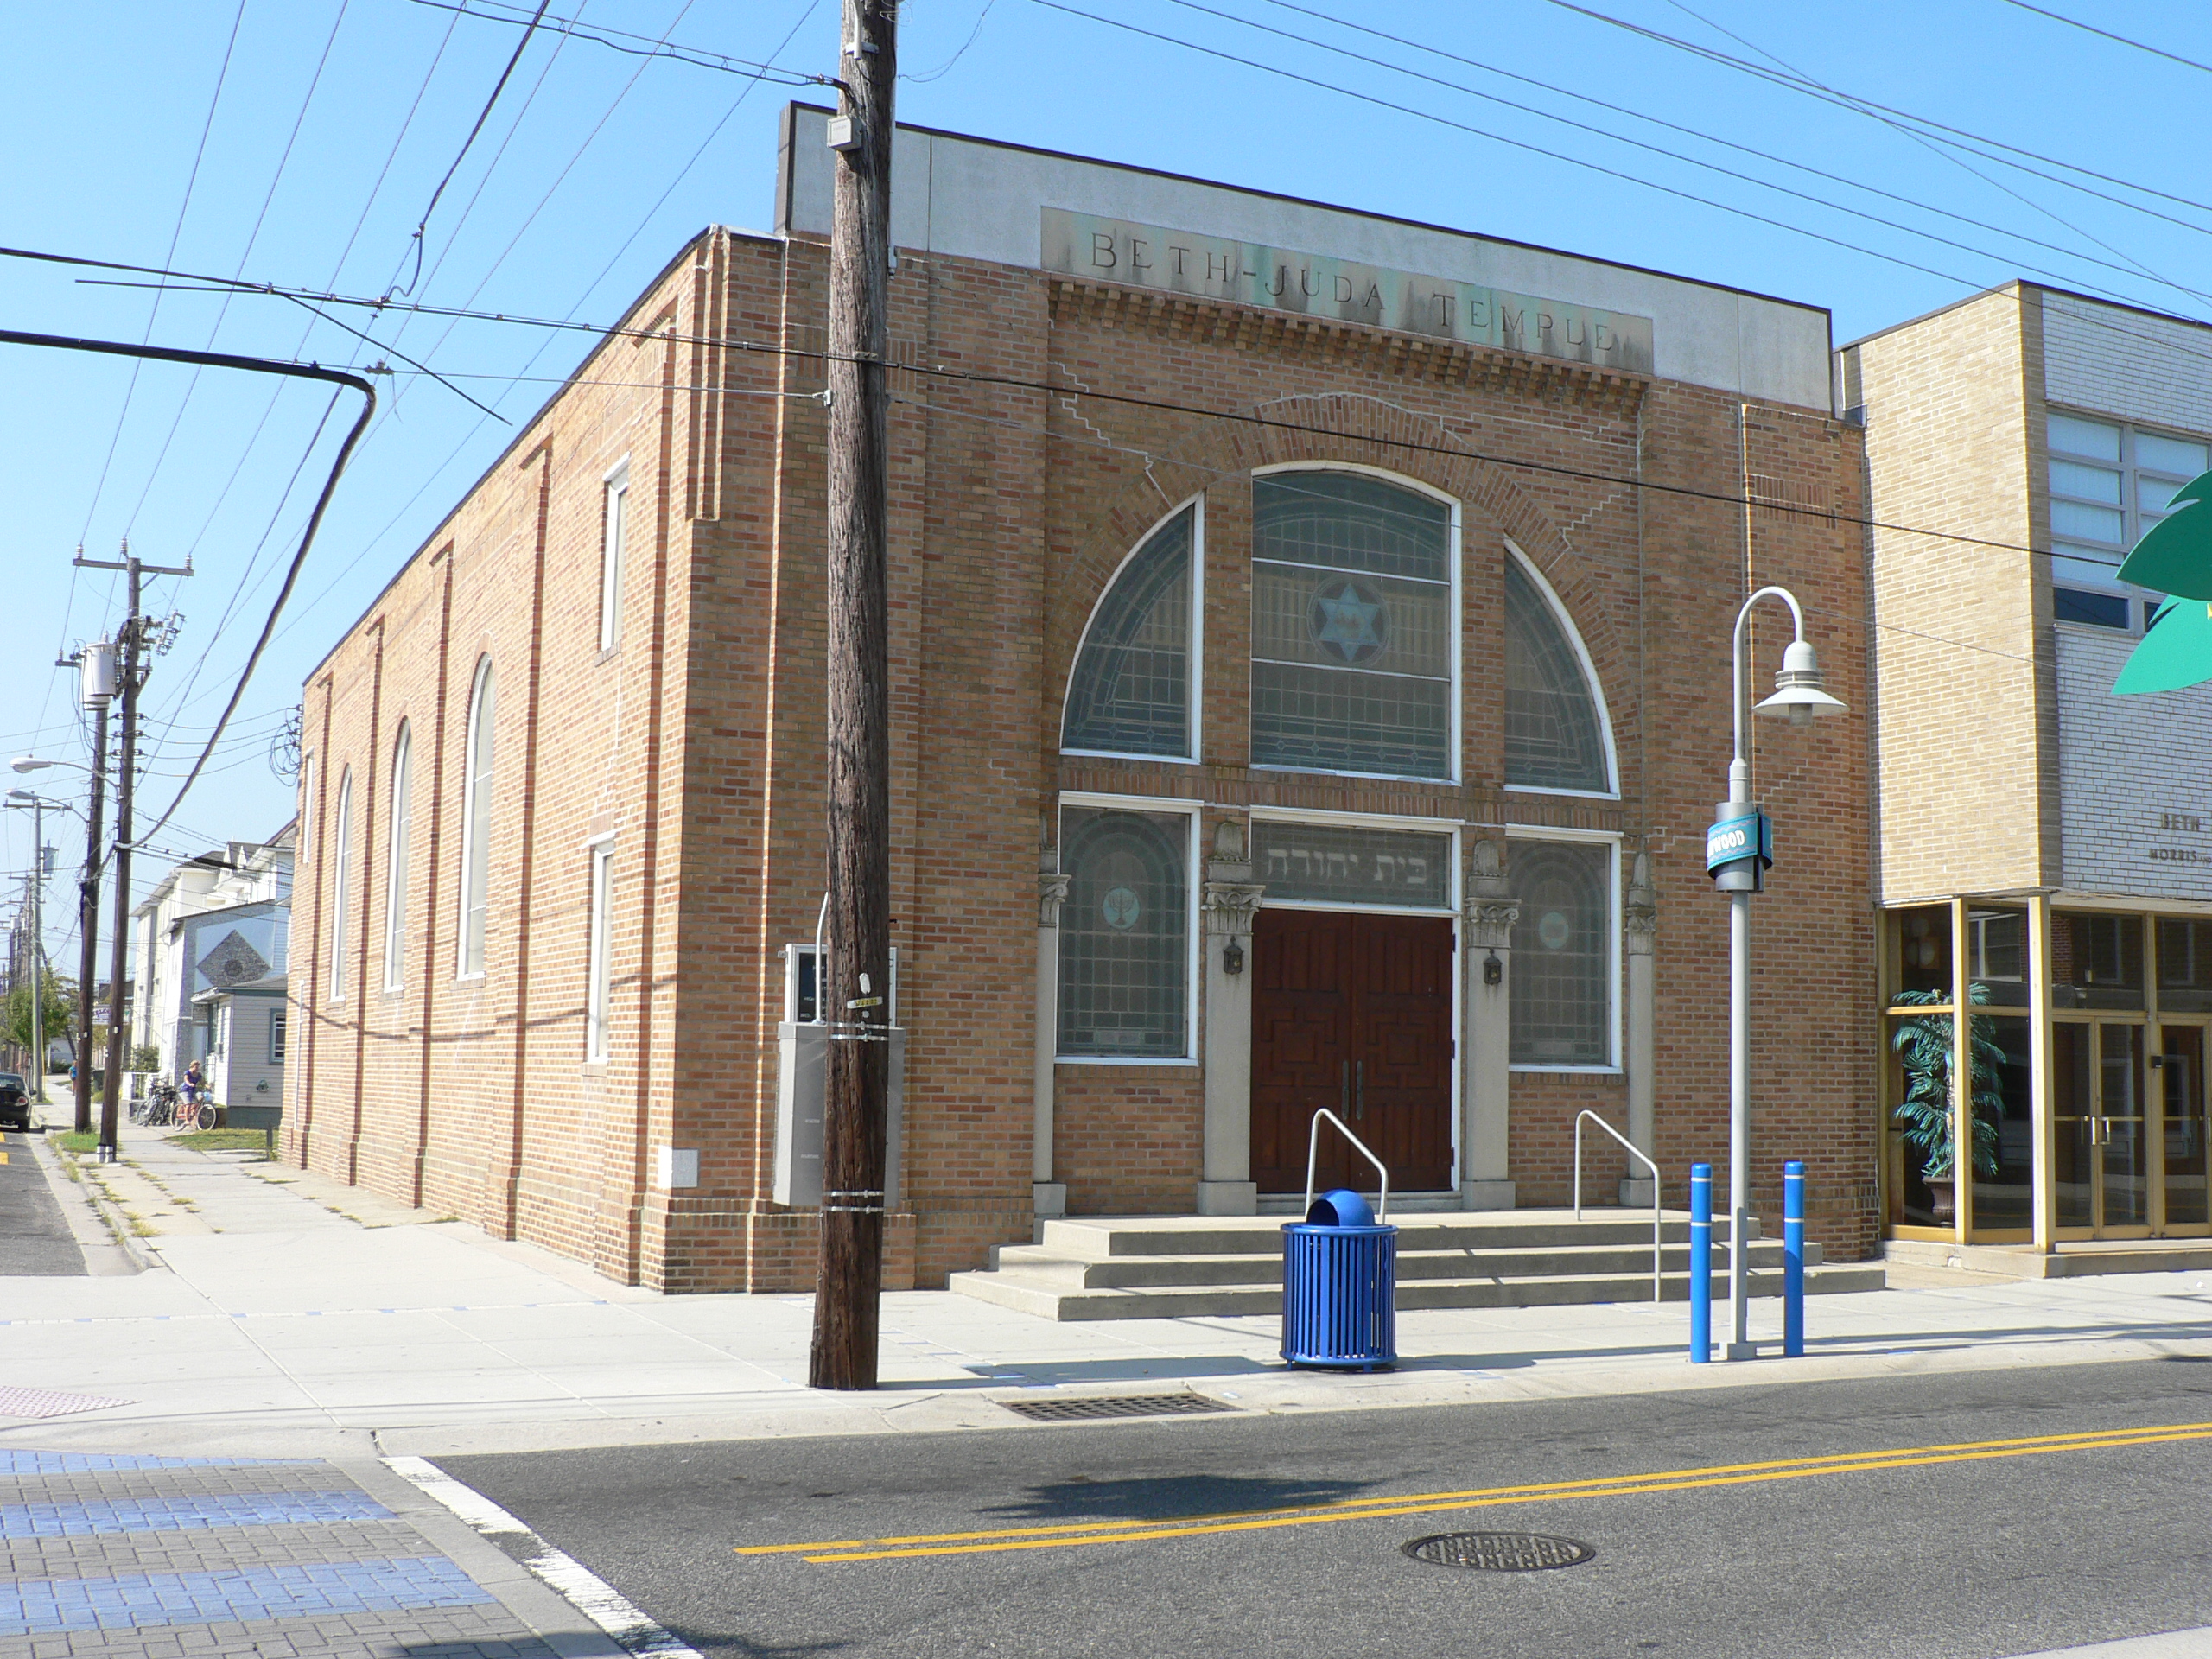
1356;1059;1365;1121
1340;1060;1350;1118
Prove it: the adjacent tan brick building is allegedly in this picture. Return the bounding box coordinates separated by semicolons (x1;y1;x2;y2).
286;107;1878;1292
1845;283;2212;1249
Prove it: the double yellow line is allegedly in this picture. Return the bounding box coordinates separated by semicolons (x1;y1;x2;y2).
737;1419;2212;1564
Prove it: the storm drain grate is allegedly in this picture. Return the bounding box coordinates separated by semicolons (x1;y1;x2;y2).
997;1392;1234;1422
1402;1532;1596;1571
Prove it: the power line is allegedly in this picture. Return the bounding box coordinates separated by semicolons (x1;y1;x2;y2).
1170;0;2212;316
395;0;553;299
0;238;2123;563
1998;0;2212;78
1545;1;2212;231
122;0;356;537
408;0;827;85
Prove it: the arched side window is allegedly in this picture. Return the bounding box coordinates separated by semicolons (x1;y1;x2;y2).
1062;503;1197;759
383;721;411;993
329;767;353;1003
1504;553;1614;794
1250;470;1455;780
457;658;495;977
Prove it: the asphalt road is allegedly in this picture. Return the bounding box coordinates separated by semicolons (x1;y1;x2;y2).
0;1130;84;1275
444;1358;2212;1659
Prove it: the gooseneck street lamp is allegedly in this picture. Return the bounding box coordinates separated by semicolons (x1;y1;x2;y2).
1715;587;1847;1360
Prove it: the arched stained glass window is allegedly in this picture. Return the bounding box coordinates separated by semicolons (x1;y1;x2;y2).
1062;506;1195;758
1250;471;1453;779
1505;557;1611;792
1510;839;1612;1066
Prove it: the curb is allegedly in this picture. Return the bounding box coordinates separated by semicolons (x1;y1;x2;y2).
39;1132;165;1273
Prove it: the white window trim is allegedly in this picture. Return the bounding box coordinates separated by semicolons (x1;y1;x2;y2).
1053;791;1203;1065
456;658;494;982
383;722;411;995
600;459;631;655
1504;824;1623;1074
1059;493;1206;765
270;1009;287;1065
328;768;353;1004
585;841;613;1064
1245;805;1462;915
1500;541;1621;800
1248;461;1464;786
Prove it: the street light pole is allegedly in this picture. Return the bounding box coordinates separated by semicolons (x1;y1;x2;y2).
16;713;111;1136
1717;586;1847;1359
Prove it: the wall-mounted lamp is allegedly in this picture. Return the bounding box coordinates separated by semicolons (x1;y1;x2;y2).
1483;950;1503;988
1223;938;1245;976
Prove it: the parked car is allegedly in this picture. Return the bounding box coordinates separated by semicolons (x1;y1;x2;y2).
0;1073;29;1132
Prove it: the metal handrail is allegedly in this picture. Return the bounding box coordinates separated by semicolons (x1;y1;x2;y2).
1573;1109;1662;1303
1304;1109;1389;1222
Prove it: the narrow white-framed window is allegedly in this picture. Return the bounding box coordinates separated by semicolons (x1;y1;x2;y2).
1061;497;1202;761
457;658;495;978
585;839;614;1062
1055;794;1201;1063
1249;464;1460;782
297;753;314;863
270;1009;288;1065
600;461;630;653
328;766;353;1002
1505;830;1622;1072
383;721;412;993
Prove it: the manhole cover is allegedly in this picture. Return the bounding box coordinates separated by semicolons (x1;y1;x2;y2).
997;1392;1234;1422
1402;1531;1596;1571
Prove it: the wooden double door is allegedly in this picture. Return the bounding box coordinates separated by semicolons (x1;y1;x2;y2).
1250;909;1456;1195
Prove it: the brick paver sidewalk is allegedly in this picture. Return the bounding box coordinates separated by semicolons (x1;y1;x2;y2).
0;1449;569;1658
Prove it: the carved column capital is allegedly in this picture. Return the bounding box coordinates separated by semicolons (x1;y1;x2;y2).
1465;898;1520;946
1037;871;1071;929
1624;846;1657;949
1202;880;1266;938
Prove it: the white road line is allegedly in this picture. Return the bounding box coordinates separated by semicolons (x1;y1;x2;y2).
384;1453;705;1659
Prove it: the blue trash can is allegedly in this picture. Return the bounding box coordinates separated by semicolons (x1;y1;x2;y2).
1281;1188;1397;1370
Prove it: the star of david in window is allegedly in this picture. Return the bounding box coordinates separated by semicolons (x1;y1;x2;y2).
1309;579;1389;666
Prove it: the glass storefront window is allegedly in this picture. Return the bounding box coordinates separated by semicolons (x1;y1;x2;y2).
1888;1006;1955;1227
1966;906;2030;1008
1891;905;1952;1000
1057;805;1192;1059
2164;1026;2209;1228
2054;1023;2094;1230
1972;1015;2033;1232
2053;912;2144;1008
2158;918;2212;1014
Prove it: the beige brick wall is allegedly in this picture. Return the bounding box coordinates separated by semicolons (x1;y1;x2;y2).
1845;284;2058;902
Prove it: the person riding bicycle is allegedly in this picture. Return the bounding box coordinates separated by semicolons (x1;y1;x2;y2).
181;1059;205;1106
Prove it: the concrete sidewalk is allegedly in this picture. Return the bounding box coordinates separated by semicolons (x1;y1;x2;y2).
5;1127;2212;1465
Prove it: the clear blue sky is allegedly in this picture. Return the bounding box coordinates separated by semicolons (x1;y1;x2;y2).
3;0;2208;960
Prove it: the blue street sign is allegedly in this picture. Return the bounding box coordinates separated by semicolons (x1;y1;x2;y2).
1705;811;1773;875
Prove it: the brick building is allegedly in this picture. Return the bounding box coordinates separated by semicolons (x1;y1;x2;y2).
286;106;1877;1292
1844;283;2212;1254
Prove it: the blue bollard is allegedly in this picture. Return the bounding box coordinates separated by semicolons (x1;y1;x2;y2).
1689;1163;1712;1363
1783;1160;1806;1358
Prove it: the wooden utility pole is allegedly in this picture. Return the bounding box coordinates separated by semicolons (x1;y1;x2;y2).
73;643;113;1135
810;0;897;1392
78;544;188;1162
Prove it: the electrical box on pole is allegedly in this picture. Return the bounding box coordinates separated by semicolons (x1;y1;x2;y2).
80;639;117;707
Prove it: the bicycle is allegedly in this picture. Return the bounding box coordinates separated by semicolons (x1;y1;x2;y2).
130;1081;181;1128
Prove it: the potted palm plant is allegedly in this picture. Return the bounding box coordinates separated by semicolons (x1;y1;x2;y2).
1891;984;2004;1223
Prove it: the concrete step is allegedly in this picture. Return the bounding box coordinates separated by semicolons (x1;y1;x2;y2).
946;1262;1885;1323
986;1238;1824;1291
1883;1236;2212;1281
1034;1210;1735;1259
